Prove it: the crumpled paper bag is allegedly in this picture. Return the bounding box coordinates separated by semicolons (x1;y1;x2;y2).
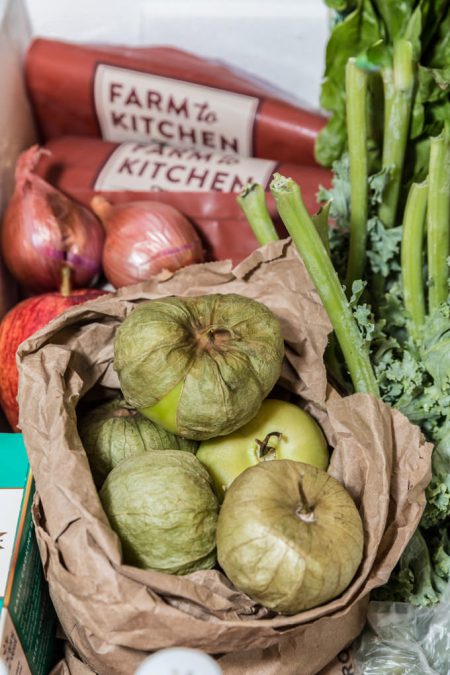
17;240;432;675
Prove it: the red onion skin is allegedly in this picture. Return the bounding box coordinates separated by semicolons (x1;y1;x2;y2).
91;197;205;288
1;146;105;293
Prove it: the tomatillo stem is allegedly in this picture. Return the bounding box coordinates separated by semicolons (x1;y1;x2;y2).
295;481;316;523
256;431;281;459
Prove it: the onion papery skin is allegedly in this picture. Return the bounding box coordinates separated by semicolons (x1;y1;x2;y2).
91;197;205;288
1;146;105;293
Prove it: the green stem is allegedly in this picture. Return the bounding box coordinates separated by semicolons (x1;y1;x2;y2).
345;58;369;292
401;180;428;342
427;131;450;312
270;174;379;396
380;64;394;166
379;40;415;228
324;335;352;394
256;432;281;460
311;202;331;255
237;183;279;245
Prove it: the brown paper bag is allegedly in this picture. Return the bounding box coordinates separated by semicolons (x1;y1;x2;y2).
17;240;432;675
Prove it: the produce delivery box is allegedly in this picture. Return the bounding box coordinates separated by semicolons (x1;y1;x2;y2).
0;434;59;675
0;1;444;674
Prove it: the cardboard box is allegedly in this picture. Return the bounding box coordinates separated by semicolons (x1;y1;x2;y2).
0;434;59;675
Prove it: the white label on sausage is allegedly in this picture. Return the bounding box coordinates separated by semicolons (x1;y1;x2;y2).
94;64;260;156
94;142;276;192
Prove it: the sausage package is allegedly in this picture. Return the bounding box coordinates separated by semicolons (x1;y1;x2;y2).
37;136;331;199
25;39;326;164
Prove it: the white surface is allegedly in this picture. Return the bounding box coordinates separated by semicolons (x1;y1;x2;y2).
135;648;223;675
0;489;23;597
23;0;329;110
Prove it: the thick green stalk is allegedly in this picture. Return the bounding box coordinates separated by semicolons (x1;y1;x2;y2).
270;174;379;396
379;40;415;228
401;180;428;342
324;335;352;394
237;183;279;245
345;59;369;292
427;131;450;312
380;63;394;166
311;202;331;255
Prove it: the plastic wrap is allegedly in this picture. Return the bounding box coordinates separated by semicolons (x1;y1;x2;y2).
353;599;450;674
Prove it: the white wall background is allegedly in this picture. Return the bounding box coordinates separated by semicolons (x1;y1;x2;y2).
22;0;330;110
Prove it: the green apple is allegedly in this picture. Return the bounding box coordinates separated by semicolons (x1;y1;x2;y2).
196;398;329;500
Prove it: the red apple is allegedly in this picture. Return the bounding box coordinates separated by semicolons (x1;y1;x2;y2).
0;257;18;321
0;268;107;431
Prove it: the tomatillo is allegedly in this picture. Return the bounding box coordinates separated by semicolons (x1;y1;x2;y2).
113;294;284;440
196;398;328;500
216;460;364;614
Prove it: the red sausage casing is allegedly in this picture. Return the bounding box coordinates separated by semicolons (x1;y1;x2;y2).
37;136;331;205
25;39;326;164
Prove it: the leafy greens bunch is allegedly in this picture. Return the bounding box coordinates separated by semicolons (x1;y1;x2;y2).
237;0;450;606
316;0;450;178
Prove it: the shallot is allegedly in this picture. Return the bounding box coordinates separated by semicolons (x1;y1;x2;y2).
1;146;104;293
91;196;204;288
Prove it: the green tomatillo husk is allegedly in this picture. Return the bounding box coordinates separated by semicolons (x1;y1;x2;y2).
100;451;219;574
78;397;198;486
113;294;285;440
216;460;364;614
